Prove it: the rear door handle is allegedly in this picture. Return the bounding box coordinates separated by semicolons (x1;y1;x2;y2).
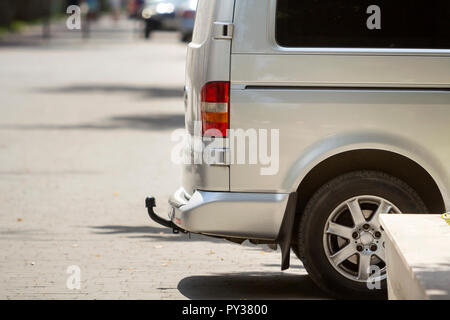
213;22;233;40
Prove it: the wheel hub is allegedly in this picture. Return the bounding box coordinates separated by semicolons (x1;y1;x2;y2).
359;231;374;246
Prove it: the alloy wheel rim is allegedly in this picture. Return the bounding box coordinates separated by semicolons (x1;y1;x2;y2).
322;195;401;283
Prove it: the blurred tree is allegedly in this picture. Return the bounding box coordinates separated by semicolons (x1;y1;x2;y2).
14;0;51;22
0;1;16;27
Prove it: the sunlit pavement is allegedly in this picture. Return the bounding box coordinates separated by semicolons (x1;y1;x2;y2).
0;17;326;299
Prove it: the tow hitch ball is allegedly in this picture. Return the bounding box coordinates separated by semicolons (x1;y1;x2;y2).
145;197;185;234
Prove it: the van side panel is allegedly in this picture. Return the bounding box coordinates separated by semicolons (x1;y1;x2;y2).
229;0;450;209
231;55;450;88
182;0;235;195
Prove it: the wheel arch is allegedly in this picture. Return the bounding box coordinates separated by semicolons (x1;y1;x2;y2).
294;149;446;216
286;131;448;210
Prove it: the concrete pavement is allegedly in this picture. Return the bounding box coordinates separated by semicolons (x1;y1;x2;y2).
0;17;326;299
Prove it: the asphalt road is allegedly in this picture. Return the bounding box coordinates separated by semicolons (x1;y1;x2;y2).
0;17;326;299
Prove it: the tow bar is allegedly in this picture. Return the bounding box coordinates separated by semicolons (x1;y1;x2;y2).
145;197;186;234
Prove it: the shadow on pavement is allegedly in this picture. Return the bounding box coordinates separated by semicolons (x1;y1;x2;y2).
177;272;329;300
37;85;184;99
0;113;185;131
90;225;225;243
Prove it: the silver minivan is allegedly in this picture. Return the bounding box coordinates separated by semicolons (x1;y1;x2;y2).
147;0;450;298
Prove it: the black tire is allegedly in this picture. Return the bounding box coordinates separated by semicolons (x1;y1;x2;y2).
297;170;427;299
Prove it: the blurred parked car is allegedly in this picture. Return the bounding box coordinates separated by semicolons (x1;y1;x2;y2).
176;0;197;42
141;0;184;38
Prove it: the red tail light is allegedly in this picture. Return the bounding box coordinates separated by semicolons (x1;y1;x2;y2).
200;81;229;137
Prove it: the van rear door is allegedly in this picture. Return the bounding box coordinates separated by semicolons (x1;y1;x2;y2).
182;0;235;195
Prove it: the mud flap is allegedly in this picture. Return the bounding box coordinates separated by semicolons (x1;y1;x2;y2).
277;192;298;271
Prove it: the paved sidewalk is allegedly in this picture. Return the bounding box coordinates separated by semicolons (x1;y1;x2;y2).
0;17;325;300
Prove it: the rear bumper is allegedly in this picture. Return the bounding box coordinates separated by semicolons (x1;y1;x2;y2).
168;188;289;240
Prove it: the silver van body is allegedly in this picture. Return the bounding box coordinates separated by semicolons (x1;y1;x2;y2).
151;0;450;297
170;0;450;237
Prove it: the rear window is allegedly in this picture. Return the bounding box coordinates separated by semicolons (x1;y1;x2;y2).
275;0;450;49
